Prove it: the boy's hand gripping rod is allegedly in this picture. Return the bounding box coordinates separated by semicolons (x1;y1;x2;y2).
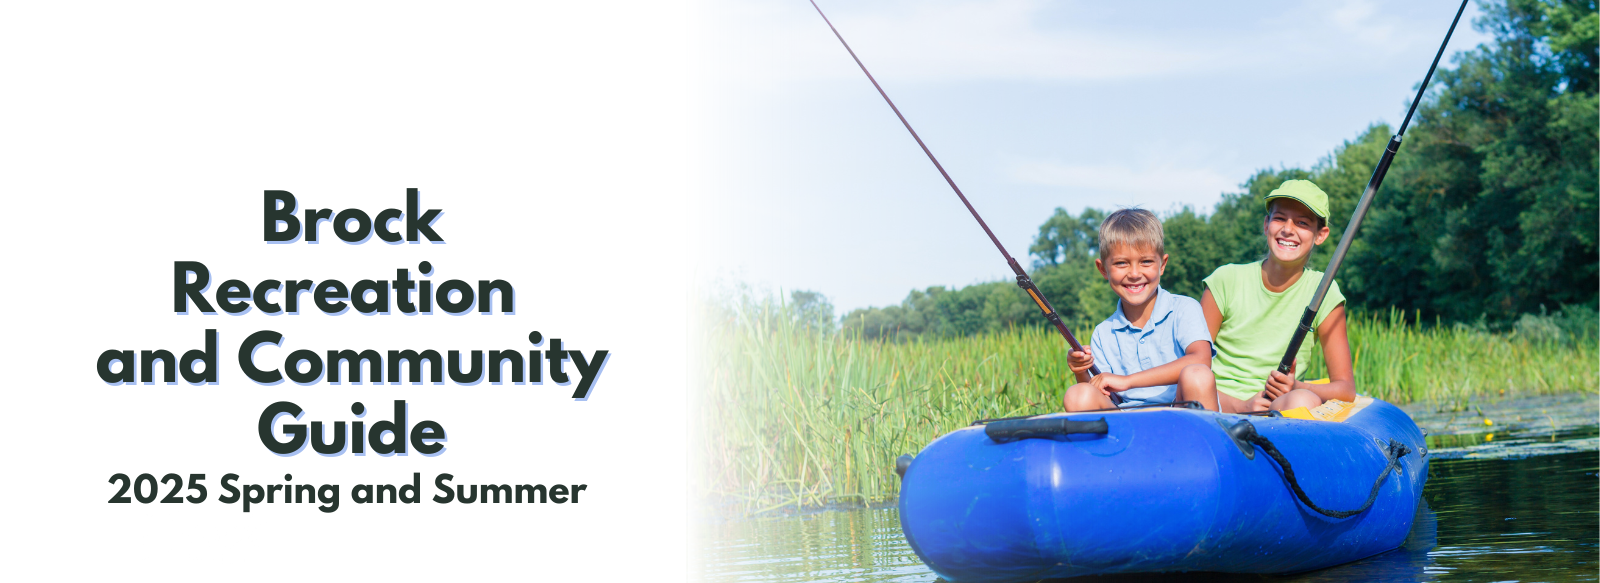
1275;0;1469;379
807;0;1102;381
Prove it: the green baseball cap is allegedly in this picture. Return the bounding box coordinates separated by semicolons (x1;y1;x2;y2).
1264;179;1330;219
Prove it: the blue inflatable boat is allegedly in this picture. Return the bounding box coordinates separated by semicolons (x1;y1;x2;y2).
896;397;1427;581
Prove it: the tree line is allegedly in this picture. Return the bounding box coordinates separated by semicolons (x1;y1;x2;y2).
836;0;1596;341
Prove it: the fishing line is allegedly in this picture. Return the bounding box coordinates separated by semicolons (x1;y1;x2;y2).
807;0;1102;380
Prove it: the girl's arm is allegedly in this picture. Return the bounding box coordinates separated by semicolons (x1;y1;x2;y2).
1200;289;1223;340
1305;304;1356;402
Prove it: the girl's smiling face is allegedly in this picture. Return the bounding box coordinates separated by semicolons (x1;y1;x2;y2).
1264;198;1331;265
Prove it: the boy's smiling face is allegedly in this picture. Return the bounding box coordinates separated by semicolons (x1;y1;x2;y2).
1095;243;1167;309
1265;198;1331;265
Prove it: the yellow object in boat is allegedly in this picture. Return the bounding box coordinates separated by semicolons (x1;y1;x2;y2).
1280;407;1315;420
1278;397;1362;422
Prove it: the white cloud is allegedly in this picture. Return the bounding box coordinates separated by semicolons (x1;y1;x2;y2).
819;0;1222;81
707;0;1229;85
1007;159;1238;212
706;0;1491;88
1263;0;1481;58
1330;0;1397;45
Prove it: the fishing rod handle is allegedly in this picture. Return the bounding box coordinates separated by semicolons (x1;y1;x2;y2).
1276;307;1318;374
1013;267;1102;377
1045;302;1103;378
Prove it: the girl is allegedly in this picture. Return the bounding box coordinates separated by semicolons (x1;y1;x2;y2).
1200;180;1355;413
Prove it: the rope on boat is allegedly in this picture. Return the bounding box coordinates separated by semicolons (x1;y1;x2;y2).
1226;419;1411;519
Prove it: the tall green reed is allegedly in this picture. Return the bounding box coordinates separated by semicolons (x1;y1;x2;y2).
698;301;1596;513
1303;307;1598;411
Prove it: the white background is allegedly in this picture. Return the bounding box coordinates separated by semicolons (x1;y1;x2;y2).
2;1;692;579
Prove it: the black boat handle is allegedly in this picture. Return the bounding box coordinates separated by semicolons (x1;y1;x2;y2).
985;417;1108;443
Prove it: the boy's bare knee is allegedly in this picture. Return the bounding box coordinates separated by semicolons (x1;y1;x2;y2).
1062;383;1090;409
1177;365;1218;411
1179;364;1214;385
1063;383;1108;412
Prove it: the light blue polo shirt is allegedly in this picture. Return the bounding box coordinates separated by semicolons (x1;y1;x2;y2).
1088;287;1214;407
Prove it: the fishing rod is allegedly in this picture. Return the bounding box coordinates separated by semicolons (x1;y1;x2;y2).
806;0;1102;380
1274;0;1469;384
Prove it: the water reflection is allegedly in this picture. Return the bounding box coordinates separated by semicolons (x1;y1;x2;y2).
1418;451;1598;582
703;504;928;583
701;451;1597;582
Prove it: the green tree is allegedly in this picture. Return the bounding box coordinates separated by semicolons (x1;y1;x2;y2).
1029;207;1106;267
1161;206;1232;299
788;290;837;333
1032;259;1116;329
1346;0;1597;321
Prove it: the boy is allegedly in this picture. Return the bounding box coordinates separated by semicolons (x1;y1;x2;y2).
1064;209;1219;412
1200;180;1356;413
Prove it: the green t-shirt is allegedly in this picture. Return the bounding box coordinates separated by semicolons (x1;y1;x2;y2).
1203;261;1344;400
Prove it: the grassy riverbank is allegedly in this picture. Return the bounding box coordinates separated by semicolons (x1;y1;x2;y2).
695;299;1597;513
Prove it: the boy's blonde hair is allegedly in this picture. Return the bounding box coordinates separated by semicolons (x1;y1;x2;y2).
1097;208;1164;260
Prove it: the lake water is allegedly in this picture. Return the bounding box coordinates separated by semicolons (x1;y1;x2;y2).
701;434;1598;582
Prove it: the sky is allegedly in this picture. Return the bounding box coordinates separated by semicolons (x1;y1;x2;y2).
694;0;1490;313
